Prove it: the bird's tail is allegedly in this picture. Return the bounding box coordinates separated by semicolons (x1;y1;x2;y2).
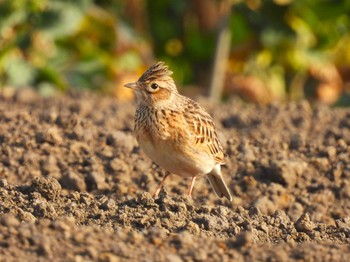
207;165;233;201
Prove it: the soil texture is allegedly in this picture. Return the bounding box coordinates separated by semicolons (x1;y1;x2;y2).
0;89;350;261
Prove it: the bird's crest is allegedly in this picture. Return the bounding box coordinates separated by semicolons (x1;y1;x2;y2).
138;62;173;83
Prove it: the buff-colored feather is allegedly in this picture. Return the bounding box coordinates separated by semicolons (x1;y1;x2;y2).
124;62;232;201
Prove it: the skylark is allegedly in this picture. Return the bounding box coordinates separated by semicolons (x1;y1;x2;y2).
124;62;232;201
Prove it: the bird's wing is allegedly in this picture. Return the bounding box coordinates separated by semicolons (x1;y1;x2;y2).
182;97;225;165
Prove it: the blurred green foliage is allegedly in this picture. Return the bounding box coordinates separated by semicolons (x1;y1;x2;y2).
229;0;350;103
0;0;349;103
147;0;216;83
0;0;91;94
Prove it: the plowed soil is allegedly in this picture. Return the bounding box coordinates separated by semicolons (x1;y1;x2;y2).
0;89;350;261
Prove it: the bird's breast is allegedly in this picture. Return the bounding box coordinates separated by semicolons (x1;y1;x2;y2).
137;135;214;177
134;106;215;176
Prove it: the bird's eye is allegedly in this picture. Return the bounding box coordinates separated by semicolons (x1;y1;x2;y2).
151;83;159;90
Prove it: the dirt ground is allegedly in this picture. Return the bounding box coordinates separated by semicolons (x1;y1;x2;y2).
0;88;350;261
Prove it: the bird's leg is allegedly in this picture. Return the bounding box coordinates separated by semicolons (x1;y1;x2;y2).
153;173;170;198
187;176;197;197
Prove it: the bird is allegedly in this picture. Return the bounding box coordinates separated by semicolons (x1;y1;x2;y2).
124;62;232;201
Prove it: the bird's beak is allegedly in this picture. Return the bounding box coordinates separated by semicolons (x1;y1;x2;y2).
124;82;139;90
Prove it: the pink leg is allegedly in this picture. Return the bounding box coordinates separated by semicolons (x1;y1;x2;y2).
153;174;169;198
187;176;197;197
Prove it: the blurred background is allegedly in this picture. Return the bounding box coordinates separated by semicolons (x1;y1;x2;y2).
1;0;350;105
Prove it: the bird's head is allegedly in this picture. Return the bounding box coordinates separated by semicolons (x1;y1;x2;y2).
124;62;178;107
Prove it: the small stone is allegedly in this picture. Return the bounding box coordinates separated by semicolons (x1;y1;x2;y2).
289;202;304;222
335;217;350;229
99;199;116;211
106;133;117;146
243;148;256;162
258;222;269;233
211;205;229;217
326;146;337;159
46;127;63;144
148;227;168;244
14;88;38;103
0;179;8;187
193;215;216;230
17;209;36;222
109;158;129;173
35;236;51;256
254;196;276;214
59;172;86;192
197;205;211;214
235;206;246;215
233;231;254;247
53;217;76;232
86;172;109;190
176;230;193;247
312;157;329;171
166;254;182;262
274;210;290;223
295;213;315;233
99;252;120;262
248;206;260;217
35;200;58;219
272;210;291;231
185;221;200;235
194;249;208;261
337;139;347;149
30;177;61;201
35;127;63;145
137;192;154;206
294;232;311;242
290;133;304;149
86;246;99;260
340;182;350;198
0;214;20;227
268;159;307;187
106;131;135;152
80;193;93;206
40;155;59;177
74;255;85;262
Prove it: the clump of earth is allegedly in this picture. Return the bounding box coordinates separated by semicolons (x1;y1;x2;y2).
0;89;349;261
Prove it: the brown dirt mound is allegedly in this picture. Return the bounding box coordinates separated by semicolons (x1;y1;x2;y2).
0;89;350;261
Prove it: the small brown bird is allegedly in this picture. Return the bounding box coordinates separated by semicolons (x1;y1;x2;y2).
124;62;232;201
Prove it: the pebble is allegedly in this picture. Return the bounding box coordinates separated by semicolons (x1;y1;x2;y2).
233;231;254;247
60;172;86;192
99;198;116;210
295;213;316;233
0;179;8;187
0;214;20;227
30;177;61;201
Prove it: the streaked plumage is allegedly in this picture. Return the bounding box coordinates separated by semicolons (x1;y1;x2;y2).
124;62;232;201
